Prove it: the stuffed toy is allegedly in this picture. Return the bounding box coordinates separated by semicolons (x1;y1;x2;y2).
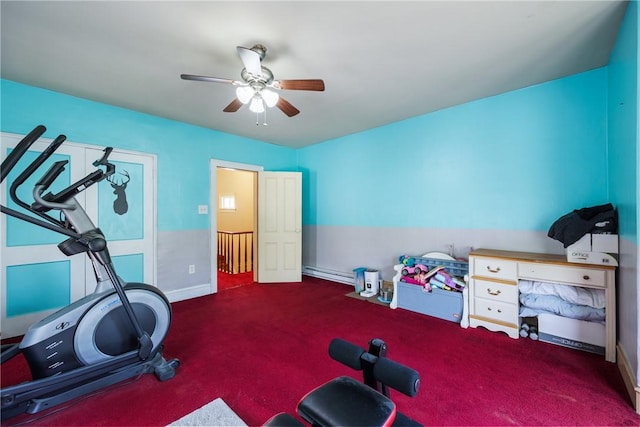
398;255;415;266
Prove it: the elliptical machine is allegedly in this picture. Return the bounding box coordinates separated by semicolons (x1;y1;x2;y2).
0;125;179;420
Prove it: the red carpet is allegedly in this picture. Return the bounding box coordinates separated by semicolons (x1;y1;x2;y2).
2;277;638;426
218;270;254;292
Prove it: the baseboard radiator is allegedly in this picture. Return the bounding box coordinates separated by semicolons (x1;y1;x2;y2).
302;266;354;285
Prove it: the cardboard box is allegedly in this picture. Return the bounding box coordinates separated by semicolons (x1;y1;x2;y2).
568;234;591;251
566;233;618;264
538;313;605;356
566;250;618;266
591;234;618;253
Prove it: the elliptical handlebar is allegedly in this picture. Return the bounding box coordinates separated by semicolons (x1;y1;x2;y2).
31;167;109;213
0;125;46;183
35;160;68;190
9;135;67;212
93;146;115;174
1;125;115;237
30;160;75;211
34;183;76;211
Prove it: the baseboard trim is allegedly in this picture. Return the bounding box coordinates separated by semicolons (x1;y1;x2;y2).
616;343;640;414
302;265;354;285
165;283;212;303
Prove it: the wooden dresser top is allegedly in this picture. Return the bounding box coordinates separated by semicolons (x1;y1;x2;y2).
469;248;616;270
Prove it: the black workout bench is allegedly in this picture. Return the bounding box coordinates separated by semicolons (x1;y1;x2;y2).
264;338;422;427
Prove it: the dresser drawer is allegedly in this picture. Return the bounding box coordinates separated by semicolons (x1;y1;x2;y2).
473;298;518;325
473;278;518;304
472;257;517;281
518;263;606;288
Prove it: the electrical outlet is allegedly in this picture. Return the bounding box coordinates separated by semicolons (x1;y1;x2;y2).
198;205;208;214
188;264;195;274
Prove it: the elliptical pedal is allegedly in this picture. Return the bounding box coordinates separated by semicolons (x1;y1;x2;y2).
154;357;181;382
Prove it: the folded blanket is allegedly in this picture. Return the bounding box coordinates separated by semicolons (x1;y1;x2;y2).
519;293;605;322
519;279;605;309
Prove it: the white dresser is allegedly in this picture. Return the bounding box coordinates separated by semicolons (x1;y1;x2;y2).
467;249;616;362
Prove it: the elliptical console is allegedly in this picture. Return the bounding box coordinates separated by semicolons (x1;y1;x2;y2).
0;125;179;420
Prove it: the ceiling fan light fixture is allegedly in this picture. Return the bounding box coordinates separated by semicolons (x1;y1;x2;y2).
261;89;279;108
249;96;265;113
236;86;254;104
182;44;324;119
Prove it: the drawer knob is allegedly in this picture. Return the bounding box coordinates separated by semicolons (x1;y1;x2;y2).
487;307;502;313
583;275;590;280
486;266;501;273
487;289;501;296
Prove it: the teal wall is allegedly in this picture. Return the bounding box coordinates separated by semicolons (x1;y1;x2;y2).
0;65;613;239
608;0;638;245
0;80;297;231
607;0;639;389
298;68;609;232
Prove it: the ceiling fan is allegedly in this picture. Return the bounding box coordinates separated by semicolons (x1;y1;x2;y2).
181;44;325;118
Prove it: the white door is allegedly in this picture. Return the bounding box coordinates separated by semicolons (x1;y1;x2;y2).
1;132;156;338
257;171;302;283
1;135;86;337
84;148;156;293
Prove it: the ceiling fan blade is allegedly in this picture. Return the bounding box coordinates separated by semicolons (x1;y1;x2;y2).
276;97;300;117
236;46;262;77
181;74;239;85
223;98;243;113
274;79;325;91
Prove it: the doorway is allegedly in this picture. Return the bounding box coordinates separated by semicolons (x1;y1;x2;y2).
209;159;261;293
209;159;303;292
216;167;257;292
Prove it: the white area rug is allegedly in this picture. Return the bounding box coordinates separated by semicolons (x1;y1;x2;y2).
168;397;248;427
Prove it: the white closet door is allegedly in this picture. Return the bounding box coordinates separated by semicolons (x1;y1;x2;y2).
83;148;156;293
1;133;157;338
1;134;86;338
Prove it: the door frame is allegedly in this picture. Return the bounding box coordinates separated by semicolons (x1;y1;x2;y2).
209;159;262;293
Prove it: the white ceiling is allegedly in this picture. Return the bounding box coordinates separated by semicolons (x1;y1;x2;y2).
1;1;629;148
